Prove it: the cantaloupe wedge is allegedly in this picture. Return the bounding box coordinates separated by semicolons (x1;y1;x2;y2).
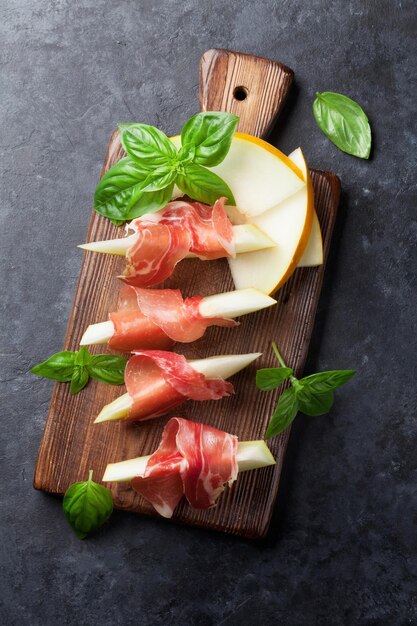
170;133;306;215
226;148;314;295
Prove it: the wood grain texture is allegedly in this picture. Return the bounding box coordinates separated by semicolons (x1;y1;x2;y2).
34;49;340;538
200;49;293;136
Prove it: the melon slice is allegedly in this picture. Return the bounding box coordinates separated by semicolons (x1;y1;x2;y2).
298;211;323;267
226;148;314;295
170;133;305;216
103;440;275;483
288;148;323;268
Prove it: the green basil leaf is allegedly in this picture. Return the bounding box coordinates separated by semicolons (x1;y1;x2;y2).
75;346;92;367
141;168;177;193
31;351;76;382
177;143;196;165
313;92;371;159
94;156;150;220
70;366;89;395
132;183;175;218
300;370;356;394
63;470;113;539
95;157;174;222
118;123;177;167
297;388;334;416
264;387;299;439
181;112;239;167
177;163;236;206
88;355;127;385
256;367;293;391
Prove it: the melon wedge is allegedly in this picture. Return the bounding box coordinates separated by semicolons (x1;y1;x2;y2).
298;211;323;267
170;133;306;216
95;352;262;424
103;440;275;483
226;148;314;295
288;148;323;268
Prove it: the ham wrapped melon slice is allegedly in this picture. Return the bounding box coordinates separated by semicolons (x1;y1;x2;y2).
79;198;275;288
103;417;275;518
80;286;276;351
95;351;261;424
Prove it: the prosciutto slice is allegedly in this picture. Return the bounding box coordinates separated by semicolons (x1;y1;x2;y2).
122;198;235;287
131;417;238;517
125;351;233;422
108;285;237;351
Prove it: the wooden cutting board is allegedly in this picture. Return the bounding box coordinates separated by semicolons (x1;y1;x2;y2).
34;49;340;539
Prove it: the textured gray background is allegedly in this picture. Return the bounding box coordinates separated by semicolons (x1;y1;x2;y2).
1;1;416;624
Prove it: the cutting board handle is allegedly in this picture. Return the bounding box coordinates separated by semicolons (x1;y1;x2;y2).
199;49;294;139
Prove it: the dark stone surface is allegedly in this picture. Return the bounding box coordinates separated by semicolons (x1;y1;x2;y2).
1;1;416;624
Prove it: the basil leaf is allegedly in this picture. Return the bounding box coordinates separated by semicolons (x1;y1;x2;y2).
313;92;371;159
181;112;239;167
94;157;174;222
89;354;127;385
94;156;149;220
177;143;196;165
63;470;113;539
75;346;92;367
31;351;76;382
118;123;177;167
300;370;356;394
297;388;334;416
256;367;293;391
264;387;299;439
141;168;177;193
177;163;236;206
70;366;89;395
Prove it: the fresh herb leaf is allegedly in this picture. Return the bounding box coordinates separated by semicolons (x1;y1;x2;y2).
265;387;299;439
176;163;236;206
63;470;113;539
256;367;293;390
299;370;356;394
141;169;177;193
313;92;371;159
31;348;128;395
70;365;90;395
94;157;174;222
260;341;356;439
296;387;334;416
181;112;239;167
118;123;177;167
94;156;150;220
94;112;239;224
89;354;126;385
31;351;76;382
177;143;196;165
75;345;92;367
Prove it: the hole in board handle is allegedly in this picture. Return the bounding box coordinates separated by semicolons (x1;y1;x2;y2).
233;86;248;101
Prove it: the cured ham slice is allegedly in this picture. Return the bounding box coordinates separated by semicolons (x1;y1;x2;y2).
125;351;233;422
122;198;235;287
108;285;237;351
131;417;238;517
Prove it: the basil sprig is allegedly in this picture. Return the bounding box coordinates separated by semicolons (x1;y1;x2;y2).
63;470;113;539
31;346;127;394
313;92;371;159
94;112;238;225
257;341;356;439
